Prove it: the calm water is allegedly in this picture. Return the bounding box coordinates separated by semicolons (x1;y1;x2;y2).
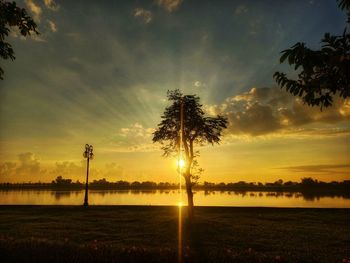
0;190;349;207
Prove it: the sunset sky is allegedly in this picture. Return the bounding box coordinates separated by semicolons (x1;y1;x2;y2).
0;0;349;183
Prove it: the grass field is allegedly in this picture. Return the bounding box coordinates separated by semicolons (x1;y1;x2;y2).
0;206;349;262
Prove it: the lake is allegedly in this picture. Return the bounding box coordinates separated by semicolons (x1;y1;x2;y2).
0;190;349;207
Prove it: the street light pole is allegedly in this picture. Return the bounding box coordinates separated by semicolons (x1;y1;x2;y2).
83;144;93;207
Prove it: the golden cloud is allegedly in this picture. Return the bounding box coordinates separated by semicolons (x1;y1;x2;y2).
155;0;182;12
206;87;350;137
48;20;57;32
133;8;153;24
44;0;59;11
25;0;42;22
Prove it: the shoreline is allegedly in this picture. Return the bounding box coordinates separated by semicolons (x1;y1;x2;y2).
1;204;350;209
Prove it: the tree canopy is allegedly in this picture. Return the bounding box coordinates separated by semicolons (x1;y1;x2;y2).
153;89;227;162
274;0;350;109
0;0;38;80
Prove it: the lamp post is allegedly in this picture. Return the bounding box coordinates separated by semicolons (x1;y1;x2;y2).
83;144;93;206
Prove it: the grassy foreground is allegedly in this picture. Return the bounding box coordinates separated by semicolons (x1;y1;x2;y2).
0;206;349;263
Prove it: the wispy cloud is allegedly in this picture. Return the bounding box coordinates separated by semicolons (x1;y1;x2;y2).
155;0;182;12
0;152;44;178
194;80;205;88
279;164;350;175
234;5;248;15
16;152;42;174
133;8;153;24
109;123;158;152
44;0;59;11
48;20;57;32
0;162;17;177
51;161;84;177
25;0;42;22
29;34;46;42
0;155;126;182
120;123;155;138
103;163;124;179
48;161;123;181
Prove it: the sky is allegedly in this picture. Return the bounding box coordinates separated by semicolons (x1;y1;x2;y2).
0;0;349;183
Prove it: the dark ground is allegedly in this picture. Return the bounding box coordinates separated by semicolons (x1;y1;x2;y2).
0;206;349;262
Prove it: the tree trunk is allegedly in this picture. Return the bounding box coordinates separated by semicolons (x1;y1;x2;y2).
184;174;194;221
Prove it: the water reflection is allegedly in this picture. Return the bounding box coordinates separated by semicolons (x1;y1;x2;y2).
0;190;349;207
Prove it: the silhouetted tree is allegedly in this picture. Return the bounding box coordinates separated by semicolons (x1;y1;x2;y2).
0;0;39;79
284;181;297;186
301;177;318;187
274;0;350;108
52;176;72;186
141;181;157;188
274;179;283;186
153;89;227;219
115;180;130;188
131;181;141;188
91;178;109;187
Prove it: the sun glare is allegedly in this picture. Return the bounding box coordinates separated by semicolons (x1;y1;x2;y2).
177;159;185;169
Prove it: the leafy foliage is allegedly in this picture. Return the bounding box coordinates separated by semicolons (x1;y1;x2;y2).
0;0;38;79
339;0;350;22
153;89;227;171
274;0;350;109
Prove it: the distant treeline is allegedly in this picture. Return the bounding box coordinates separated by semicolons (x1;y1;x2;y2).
0;176;349;194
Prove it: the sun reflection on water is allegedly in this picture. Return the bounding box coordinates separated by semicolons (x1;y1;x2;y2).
178;204;182;263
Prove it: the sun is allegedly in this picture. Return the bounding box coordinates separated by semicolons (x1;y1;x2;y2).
176;158;185;169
